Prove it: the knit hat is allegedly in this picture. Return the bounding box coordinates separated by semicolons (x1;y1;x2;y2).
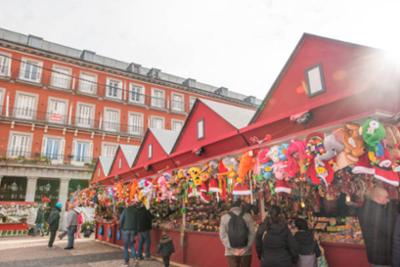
55;202;62;210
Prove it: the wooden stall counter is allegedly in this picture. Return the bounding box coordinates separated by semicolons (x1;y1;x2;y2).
322;242;369;267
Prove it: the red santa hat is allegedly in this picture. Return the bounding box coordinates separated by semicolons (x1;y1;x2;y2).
373;167;399;186
275;180;291;194
232;183;252;196
352;153;375;175
208;178;220;193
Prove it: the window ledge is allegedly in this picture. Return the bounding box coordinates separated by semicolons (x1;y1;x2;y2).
0;75;11;81
76;91;98;98
127;101;148;109
48;85;72;92
170;109;187;115
104;97;124;103
16;79;43;88
150;105;168;112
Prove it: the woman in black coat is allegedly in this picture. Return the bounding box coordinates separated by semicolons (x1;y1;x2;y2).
256;206;298;267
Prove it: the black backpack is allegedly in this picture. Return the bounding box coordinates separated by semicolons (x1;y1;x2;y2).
228;211;249;248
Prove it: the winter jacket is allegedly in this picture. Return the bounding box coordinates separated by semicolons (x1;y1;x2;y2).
65;209;78;227
219;207;256;256
35;208;44;224
392;214;400;267
157;234;175;257
48;208;61;231
255;221;298;267
294;230;320;257
358;199;398;265
119;205;139;231
137;206;153;232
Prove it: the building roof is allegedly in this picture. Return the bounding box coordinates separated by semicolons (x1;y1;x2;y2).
98;156;113;176
200;99;256;129
119;145;140;167
0;27;261;106
150;128;180;154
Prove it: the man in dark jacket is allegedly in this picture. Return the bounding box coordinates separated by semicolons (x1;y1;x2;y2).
35;204;45;236
392;212;400;267
358;186;397;267
255;206;298;267
136;201;153;260
120;201;139;265
47;202;62;248
294;218;320;267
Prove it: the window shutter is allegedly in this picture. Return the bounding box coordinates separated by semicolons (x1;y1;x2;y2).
88;142;93;162
41;136;47;157
72;140;77;161
60;139;65;161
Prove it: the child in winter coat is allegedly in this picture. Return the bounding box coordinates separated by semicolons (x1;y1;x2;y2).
157;230;175;267
294;218;320;267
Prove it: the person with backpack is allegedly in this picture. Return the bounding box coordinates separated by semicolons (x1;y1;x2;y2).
255;205;298;267
293;218;320;267
219;199;256;267
47;202;62;248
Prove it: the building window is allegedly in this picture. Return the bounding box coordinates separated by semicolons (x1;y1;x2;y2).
8;132;32;158
197;119;204;139
78;72;97;94
189;96;197;110
150;116;164;129
172;119;184;132
0;88;5;115
0;52;11;77
151;88;165;109
101;142;118;157
47;98;67;124
76;103;94;128
171;93;184;112
14;92;37;120
148;144;152;159
103;108;120;132
106;78;123;100
129;83;145;104
72;140;92;163
0;177;27;201
50;65;71;89
42;136;64;162
128;112;143;135
19;58;43;83
305;64;326;97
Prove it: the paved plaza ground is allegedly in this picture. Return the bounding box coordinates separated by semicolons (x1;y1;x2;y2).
0;236;174;267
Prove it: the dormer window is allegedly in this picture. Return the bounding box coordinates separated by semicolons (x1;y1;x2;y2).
305;64;326;97
148;144;153;159
197;119;204;139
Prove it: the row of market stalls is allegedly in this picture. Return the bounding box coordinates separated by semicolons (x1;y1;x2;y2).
83;33;400;267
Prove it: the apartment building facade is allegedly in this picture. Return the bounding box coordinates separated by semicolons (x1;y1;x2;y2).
0;28;259;207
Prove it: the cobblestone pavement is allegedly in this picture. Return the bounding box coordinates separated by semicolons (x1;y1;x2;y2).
0;236;168;267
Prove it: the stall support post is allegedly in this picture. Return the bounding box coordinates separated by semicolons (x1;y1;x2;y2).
259;185;266;221
180;200;186;264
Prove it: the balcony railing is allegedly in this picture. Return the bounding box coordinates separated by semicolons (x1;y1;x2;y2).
0;149;97;168
0;107;145;137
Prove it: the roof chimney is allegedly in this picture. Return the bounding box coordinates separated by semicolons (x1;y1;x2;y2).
147;68;161;79
183;78;196;88
80;50;96;61
127;62;142;73
215;87;228;96
244;96;256;104
27;34;43;48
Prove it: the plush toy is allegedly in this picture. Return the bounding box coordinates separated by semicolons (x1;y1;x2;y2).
361;119;386;152
129;180;138;202
286;140;308;178
305;133;334;186
341;123;365;161
188;167;202;187
237;151;256;183
385;125;400;171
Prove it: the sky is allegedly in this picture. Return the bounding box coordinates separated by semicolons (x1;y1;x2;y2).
1;0;399;100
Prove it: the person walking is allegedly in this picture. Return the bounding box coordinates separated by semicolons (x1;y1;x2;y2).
76;210;84;239
293;218;320;267
47;202;62;248
35;204;45;236
219;199;256;267
358;186;398;267
120;201;139;265
255;205;298;267
64;203;78;249
157;229;175;267
137;201;153;260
